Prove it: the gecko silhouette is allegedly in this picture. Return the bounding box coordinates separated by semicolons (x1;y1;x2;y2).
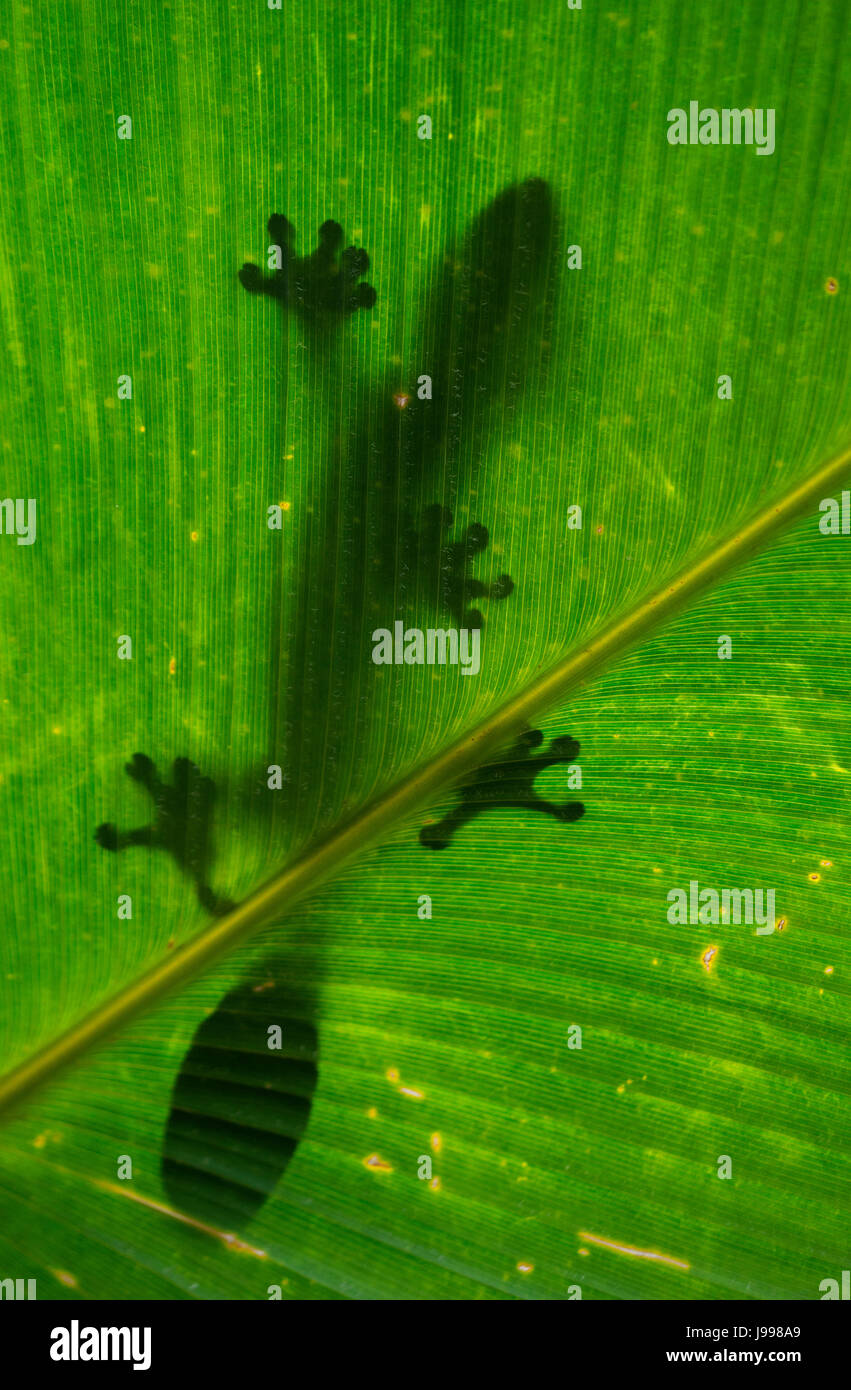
420;729;585;849
94;754;234;917
90;188;577;1235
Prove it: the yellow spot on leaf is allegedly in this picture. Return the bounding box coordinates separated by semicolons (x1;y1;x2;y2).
516;1262;533;1274
50;1270;78;1289
33;1129;61;1148
364;1153;393;1173
701;945;718;972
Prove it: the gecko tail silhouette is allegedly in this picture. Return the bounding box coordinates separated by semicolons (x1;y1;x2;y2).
161;977;319;1230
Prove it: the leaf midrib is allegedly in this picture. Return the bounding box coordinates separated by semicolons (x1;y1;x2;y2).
2;442;850;1116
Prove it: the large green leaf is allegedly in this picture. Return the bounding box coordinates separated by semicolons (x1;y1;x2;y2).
0;0;849;1300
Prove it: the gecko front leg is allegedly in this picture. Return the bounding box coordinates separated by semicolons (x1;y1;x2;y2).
95;754;234;917
239;215;376;322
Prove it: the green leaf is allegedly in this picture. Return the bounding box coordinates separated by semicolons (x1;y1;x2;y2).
1;0;850;1300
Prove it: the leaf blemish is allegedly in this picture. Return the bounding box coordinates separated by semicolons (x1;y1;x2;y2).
364;1154;393;1173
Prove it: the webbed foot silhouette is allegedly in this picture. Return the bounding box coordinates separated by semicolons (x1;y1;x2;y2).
420;729;584;849
95;755;234;916
239;215;376;321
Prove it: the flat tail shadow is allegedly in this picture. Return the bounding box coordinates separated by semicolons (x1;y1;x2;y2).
161;969;319;1230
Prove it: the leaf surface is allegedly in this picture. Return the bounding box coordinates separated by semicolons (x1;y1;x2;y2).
0;0;850;1299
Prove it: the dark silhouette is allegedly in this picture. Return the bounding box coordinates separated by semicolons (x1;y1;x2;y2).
98;183;578;1233
162;976;319;1230
239;215;376;323
257;181;563;817
396;504;515;630
370;177;560;626
94;754;234;916
420;728;585;849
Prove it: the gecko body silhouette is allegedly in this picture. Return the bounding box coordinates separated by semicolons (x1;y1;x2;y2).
89;190;577;1235
240;209;519;628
